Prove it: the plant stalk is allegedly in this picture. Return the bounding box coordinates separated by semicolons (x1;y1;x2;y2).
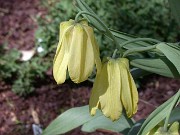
75;11;123;57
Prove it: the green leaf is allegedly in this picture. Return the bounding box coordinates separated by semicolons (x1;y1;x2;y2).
128;120;145;135
130;68;150;79
169;107;180;123
130;57;180;78
156;43;180;74
42;106;101;135
138;90;179;135
168;0;180;26
81;115;131;133
110;29;157;49
167;43;180;51
163;90;180;131
42;106;131;135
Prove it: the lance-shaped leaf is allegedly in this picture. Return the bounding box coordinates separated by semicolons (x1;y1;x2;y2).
167;43;180;51
156;43;180;74
169;107;180;123
81;115;131;133
110;29;159;49
138;90;180;135
128;120;145;135
42;106;131;135
42;106;100;135
130;57;180;78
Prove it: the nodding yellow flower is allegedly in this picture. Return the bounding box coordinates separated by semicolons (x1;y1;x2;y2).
89;58;138;121
53;19;101;84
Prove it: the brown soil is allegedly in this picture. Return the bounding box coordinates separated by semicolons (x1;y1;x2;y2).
0;77;179;135
0;0;46;49
0;0;180;135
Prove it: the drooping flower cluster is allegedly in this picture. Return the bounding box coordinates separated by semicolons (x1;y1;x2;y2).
89;58;138;121
53;19;101;84
53;19;138;121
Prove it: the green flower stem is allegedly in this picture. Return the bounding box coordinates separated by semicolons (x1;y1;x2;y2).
75;11;123;56
112;49;118;58
163;90;180;132
120;38;161;48
123;45;157;57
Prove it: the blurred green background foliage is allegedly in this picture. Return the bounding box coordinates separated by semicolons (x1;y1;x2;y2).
36;0;180;57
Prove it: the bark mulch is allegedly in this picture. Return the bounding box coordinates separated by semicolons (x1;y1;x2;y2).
0;77;180;135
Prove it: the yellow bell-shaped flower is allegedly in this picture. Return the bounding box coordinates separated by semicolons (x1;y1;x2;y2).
53;19;101;84
89;58;138;121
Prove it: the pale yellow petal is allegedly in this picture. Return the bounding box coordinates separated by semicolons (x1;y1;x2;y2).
67;24;84;83
128;71;138;114
60;19;74;38
89;62;108;115
80;26;95;81
99;60;122;121
119;58;129;69
68;24;94;83
119;58;138;117
58;20;74;49
53;25;73;84
53;34;70;84
168;122;179;135
80;19;88;26
92;37;102;74
83;26;102;73
119;63;134;117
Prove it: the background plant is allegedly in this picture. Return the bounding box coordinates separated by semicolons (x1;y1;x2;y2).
0;44;50;96
36;0;179;58
0;44;20;80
